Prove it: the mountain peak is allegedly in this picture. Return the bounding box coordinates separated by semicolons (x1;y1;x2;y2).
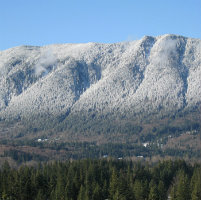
0;35;200;139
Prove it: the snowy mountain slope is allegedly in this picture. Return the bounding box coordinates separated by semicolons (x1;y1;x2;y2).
0;34;201;137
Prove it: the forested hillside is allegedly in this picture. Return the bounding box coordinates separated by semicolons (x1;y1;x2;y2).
0;34;201;142
0;34;201;161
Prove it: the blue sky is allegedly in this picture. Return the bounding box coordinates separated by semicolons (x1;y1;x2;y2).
1;0;201;50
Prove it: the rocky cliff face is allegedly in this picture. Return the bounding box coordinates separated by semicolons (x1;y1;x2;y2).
0;34;201;139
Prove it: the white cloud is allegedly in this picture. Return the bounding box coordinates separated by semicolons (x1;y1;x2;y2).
34;49;57;76
150;38;177;66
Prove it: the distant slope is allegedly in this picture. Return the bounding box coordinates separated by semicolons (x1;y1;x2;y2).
0;34;200;142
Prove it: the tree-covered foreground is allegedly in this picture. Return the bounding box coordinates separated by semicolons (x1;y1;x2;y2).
0;159;200;200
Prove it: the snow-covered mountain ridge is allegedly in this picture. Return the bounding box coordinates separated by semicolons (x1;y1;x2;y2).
0;34;201;137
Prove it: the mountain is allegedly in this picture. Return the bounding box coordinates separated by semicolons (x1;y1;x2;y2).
0;34;200;145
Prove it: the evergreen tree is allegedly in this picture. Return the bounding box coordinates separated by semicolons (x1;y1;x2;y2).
158;180;166;200
148;184;159;200
118;170;133;200
191;168;201;200
109;168;119;200
170;185;177;200
102;179;108;199
35;190;45;200
148;180;159;200
92;183;102;200
176;170;190;200
133;180;146;200
192;183;201;200
77;185;85;200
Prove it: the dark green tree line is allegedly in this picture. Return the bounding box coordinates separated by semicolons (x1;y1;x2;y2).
0;159;200;200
